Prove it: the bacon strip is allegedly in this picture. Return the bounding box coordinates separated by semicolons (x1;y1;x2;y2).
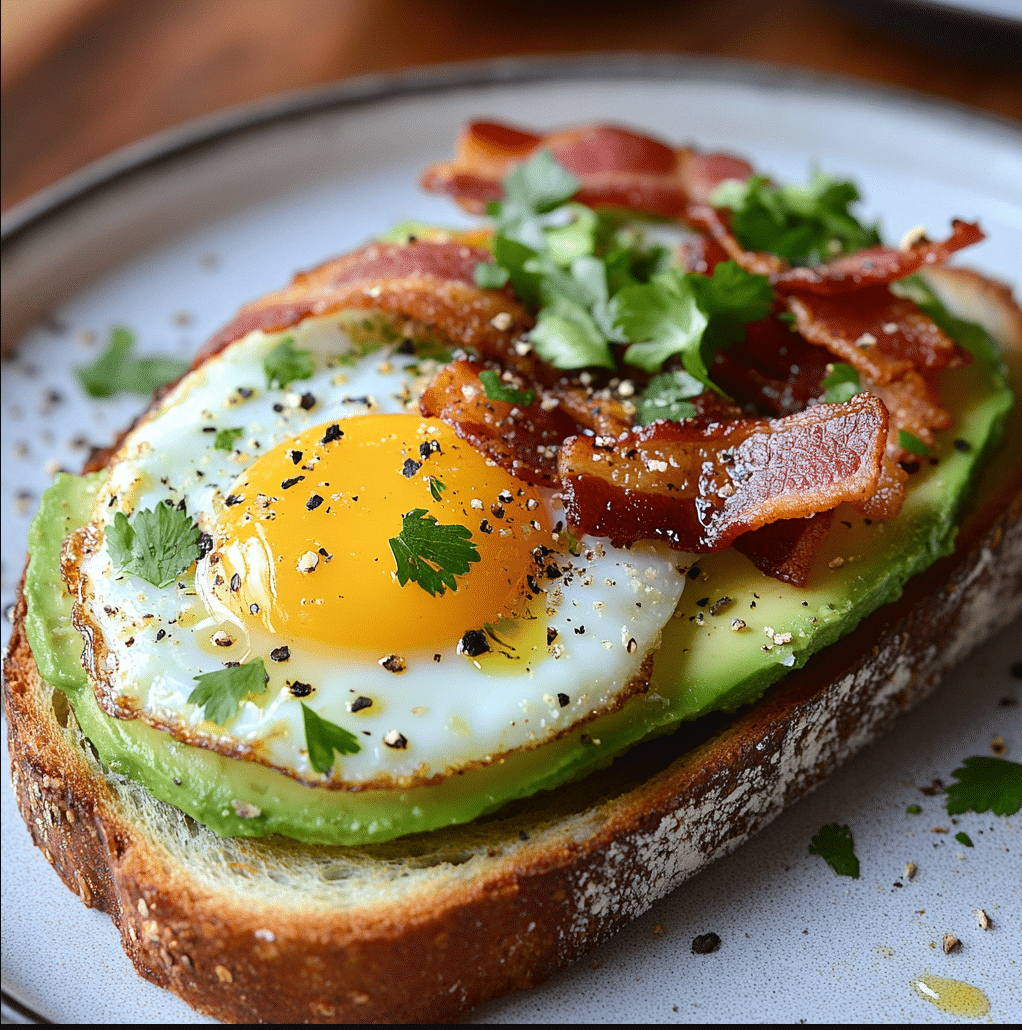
422;120;754;217
558;395;889;552
420;360;578;485
197;240;534;367
733;511;835;587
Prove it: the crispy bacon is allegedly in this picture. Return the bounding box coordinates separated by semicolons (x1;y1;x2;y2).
421;121;754;217
558;395;889;552
733;511;835;587
787;287;968;385
198;241;533;367
419;360;578;485
772;220;984;295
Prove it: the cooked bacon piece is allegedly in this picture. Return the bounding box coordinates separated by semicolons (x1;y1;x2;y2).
858;455;907;520
733;511;835;587
547;384;634;437
871;371;952;454
558;395;889;552
419;360;577;485
198;241;533;366
421;121;754;217
772;220;984;295
787;286;968;385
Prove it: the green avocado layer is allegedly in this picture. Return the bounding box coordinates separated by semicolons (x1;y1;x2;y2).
23;290;1013;845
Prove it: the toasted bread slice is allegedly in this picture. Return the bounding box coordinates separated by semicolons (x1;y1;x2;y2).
4;265;1021;1024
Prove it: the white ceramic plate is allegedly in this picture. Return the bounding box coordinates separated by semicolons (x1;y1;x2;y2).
2;56;1021;1024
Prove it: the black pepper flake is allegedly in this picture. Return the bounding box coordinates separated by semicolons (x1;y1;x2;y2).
299;392;316;410
197;532;214;557
380;654;407;674
350;696;373;712
519;830;529;841
687;566;702;581
574;625;586;635
401;458;422;478
289;449;303;465
225;494;243;506
458;629;491;657
282;475;305;490
273;403;284;413
398;338;416;355
270;646;291;663
249;603;260;615
545;564;561;579
306;494;324;511
691;932;721;955
953;438;972;453
419;439;440;460
695;597;710;608
230;573;241;592
237;387;254;399
156;629;166;641
479;519;493;534
383;730;408;750
288;681;313;698
1010;661;1022;679
202;425;216;433
527;574;541;595
321;424;343;444
999;696;1019;707
125;636;135;647
547;627;558;645
557;692;570;707
709;596;733;616
434;653;442;663
490;503;505;519
318;547;331;559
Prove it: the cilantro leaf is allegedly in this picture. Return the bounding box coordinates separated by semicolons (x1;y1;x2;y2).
428;477;446;502
955;831;974;848
389;508;480;597
635;369;704;425
898;429;930;456
188;659;268;726
478;368;535;407
821;363;863;404
501;148;580;215
263;337;315;390
612;270;709;376
687;261;775;352
106;501;202;588
76;326;188;398
809;823;860;878
213;426;244;451
474;262;511;289
945;757;1022;817
711;170;881;265
302;702;361;774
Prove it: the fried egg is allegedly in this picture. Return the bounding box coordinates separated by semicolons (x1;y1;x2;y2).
71;311;686;787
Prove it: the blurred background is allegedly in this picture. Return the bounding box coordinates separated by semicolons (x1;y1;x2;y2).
2;0;1021;213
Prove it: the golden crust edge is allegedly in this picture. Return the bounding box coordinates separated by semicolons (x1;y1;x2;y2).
4;265;1022;1025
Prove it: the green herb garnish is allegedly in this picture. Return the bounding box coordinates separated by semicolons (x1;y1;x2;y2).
945;757;1022;817
906;804;922;815
474;262;511;289
188;659;268;726
389;508;480;597
635;369;704;425
106;501;202;588
955;831;974;848
821;363;863;404
809;823;860;878
478;368;535;407
213;426;244;451
76;326;188;398
302;703;361;774
898;429;930;456
710;169;881;265
428;477;447;502
263;337;315;390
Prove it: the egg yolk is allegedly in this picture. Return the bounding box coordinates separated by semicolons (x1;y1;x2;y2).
199;415;552;653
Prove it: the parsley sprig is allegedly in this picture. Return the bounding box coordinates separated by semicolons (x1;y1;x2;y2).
820;363;863;404
946;757;1022;817
389;508;480;596
710;169;881;265
263;337;315;390
188;659;268;725
213;426;244;451
76;326;188;398
478;368;535;407
106;501;201;588
302;703;361;774
809;822;860;879
483;151;773;394
635;369;704;426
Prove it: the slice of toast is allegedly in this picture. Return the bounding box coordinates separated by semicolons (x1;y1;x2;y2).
4;266;1021;1024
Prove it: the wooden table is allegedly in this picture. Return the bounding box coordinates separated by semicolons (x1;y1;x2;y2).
2;0;1020;213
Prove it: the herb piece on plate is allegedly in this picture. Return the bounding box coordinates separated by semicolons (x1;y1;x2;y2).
213;426;245;451
808;822;860;878
76;326;188;398
820;363;863;404
263;337;315;390
634;369;704;425
106;501;202;588
478;368;535;407
945;757;1022;817
302;703;362;774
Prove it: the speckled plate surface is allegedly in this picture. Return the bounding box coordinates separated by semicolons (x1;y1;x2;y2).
2;55;1021;1024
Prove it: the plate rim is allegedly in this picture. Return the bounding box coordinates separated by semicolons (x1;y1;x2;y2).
3;51;1021;249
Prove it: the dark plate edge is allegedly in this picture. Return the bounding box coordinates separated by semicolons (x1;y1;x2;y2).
2;51;1021;249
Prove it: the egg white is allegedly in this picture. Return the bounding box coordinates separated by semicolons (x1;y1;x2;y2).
74;312;687;786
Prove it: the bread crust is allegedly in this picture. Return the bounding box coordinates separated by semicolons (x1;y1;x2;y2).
4;266;1022;1025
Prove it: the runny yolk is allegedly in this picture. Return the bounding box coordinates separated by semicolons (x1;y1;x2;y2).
199;415;553;653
